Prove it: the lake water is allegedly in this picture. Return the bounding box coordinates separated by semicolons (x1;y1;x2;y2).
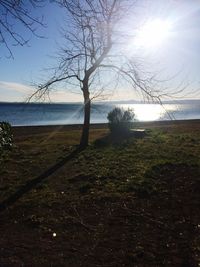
0;101;200;126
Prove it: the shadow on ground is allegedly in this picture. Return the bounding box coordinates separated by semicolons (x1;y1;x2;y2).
0;147;81;213
94;130;147;147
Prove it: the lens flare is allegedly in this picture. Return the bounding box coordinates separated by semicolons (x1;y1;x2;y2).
135;19;172;49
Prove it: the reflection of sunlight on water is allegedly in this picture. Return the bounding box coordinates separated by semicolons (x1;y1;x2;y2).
118;104;177;121
134;105;164;121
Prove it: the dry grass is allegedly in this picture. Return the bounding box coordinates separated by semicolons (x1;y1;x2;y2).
0;121;200;266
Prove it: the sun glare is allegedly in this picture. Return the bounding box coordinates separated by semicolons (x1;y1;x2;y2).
135;19;172;49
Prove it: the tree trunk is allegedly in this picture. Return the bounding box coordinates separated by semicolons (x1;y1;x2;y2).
80;90;91;149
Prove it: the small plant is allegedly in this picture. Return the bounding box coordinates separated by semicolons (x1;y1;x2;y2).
107;107;135;135
0;122;13;157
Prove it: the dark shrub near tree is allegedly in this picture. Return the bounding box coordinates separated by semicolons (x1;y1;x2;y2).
0;122;13;159
107;107;135;135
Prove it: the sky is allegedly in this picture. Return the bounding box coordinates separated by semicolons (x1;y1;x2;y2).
1;0;200;103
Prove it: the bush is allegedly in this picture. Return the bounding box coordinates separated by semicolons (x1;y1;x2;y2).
0;122;13;156
107;107;135;135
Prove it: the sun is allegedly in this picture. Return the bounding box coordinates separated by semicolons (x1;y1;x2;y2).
135;19;172;49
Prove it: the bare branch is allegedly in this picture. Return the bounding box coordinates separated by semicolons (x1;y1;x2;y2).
32;0;186;146
0;0;45;58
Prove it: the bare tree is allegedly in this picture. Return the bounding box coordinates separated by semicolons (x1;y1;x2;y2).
0;0;45;58
33;0;168;148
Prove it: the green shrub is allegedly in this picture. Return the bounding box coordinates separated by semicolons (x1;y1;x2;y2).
0;122;13;157
107;107;135;135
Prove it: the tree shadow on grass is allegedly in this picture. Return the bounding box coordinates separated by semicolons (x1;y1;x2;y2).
94;130;147;147
0;146;82;213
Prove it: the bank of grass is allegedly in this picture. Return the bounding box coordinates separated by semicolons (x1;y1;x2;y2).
0;121;200;266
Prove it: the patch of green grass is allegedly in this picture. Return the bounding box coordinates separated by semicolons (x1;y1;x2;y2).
1;122;200;266
2;125;200;198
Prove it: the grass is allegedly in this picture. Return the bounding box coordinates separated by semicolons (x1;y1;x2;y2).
0;121;200;266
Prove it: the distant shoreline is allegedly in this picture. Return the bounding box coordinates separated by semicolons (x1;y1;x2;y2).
12;119;200;137
2;101;200;126
1;99;200;104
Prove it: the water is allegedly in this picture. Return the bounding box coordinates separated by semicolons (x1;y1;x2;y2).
0;101;200;126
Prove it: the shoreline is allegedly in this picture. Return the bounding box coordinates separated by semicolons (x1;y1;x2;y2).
12;119;200;137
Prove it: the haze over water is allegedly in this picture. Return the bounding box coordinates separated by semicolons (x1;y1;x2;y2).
0;101;200;126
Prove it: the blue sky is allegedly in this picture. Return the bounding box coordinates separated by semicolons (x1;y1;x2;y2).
1;0;200;102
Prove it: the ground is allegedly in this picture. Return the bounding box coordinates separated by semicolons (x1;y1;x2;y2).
0;121;200;266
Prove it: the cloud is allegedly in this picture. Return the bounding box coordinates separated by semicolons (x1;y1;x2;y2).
50;90;82;102
0;81;33;94
0;80;135;102
0;81;83;102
